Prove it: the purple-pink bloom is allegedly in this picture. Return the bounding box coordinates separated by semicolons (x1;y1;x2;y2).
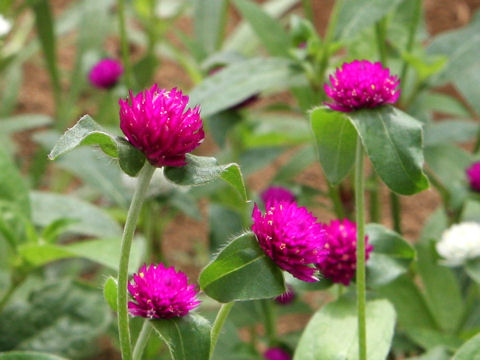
251;201;329;282
466;162;480;192
88;58;123;89
316;219;373;286
264;347;292;360
274;284;295;305
261;186;296;205
128;263;200;319
324;60;400;112
119;85;204;167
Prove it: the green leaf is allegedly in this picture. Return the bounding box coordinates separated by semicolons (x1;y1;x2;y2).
193;0;227;56
454;62;480;116
0;148;31;217
0;280;110;358
151;313;211;360
199;232;285;302
31;191;121;238
406;347;450;360
189;58;306;118
18;237;145;272
310;107;357;184
366;224;416;287
416;242;464;333
239;147;285;175
335;0;404;39
232;0;289;56
117;138;146;177
0;352;68;360
294;297;396;360
273;146;316;182
103;276;118;312
164;154;247;202
452;333;480;359
424;120;479;147
208;203;243;254
348;106;429;195
48;115;118;160
465;260;480;284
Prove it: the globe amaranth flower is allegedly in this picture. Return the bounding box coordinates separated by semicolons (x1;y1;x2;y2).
466;162;480;192
264;347;292;360
274;284;295;305
436;222;480;266
128;263;200;319
324;60;400;112
88;58;123;89
119;85;204;167
316;219;373;286
261;186;296;205
251;201;329;282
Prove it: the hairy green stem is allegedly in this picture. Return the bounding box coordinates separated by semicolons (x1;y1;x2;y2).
355;140;367;360
117;0;133;89
368;173;380;223
261;299;276;344
328;183;346;219
133;320;153;360
390;192;402;234
0;276;25;315
210;302;235;358
117;163;156;360
375;18;388;65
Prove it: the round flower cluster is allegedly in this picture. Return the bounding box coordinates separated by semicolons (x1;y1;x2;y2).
436;222;480;266
261;186;296;205
119;85;204;168
128;263;200;319
264;347;292;360
324;60;400;112
274;284;295;305
88;58;123;89
466;162;480;192
316;219;373;286
251;201;329;282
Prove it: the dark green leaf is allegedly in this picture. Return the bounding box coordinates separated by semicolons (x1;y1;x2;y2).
349;106;429;195
452;333;480;359
454;62;480;116
189;58;306;118
335;0;403;39
151;313;211;360
40;218;79;243
48;115;118;160
194;0;227;55
406;328;462;351
366;224;416;287
232;0;289;56
239;147;285;175
424;120;479;147
273;146;316;182
117;138;146;177
0;352;68;360
416;242;464;333
294;297;396;360
31;191;121;238
406;347;450;360
310;107;357;184
199;232;285;302
18;237;145;272
208;203;243;253
465;259;480;284
165;154;247;202
0;281;110;358
103;276;118;312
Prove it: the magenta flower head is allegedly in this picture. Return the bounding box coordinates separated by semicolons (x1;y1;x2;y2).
119;85;204;167
128;263;200;319
261;186;296;205
316;219;373;286
274;284;295;305
88;58;123;89
324;60;400;112
264;347;292;360
251;201;329;282
466;162;480;192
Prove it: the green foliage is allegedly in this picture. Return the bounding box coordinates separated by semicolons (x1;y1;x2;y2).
0;352;68;360
103;276;118;312
294;297;396;360
452;333;480;359
151;314;211;360
199;232;285;302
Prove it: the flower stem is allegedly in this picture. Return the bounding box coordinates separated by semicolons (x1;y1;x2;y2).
390;192;402;234
328;183;346;219
355;140;367;360
117;163;156;360
133;320;153;360
210;302;235;359
261;299;276;344
375;17;388;65
0;275;25;315
117;0;133;89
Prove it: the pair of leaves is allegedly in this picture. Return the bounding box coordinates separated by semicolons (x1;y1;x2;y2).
311;106;429;195
294;297;396;360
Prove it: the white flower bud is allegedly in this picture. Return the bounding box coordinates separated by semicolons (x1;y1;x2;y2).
0;15;11;37
436;222;480;266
